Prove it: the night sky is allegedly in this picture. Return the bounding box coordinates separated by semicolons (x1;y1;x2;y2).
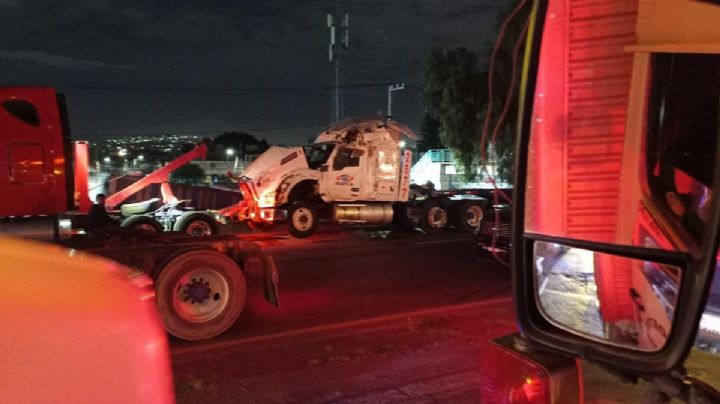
0;0;507;144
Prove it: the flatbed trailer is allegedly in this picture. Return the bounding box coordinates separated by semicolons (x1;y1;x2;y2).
58;231;280;341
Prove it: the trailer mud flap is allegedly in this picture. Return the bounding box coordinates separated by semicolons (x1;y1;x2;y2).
218;239;281;308
256;249;281;307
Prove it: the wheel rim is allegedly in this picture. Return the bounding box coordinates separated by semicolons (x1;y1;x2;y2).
185;220;212;236
464;205;484;228
134;223;158;232
426;206;448;228
292;208;313;232
173;268;230;323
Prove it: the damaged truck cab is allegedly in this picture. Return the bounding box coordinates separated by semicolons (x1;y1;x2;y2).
224;117;487;238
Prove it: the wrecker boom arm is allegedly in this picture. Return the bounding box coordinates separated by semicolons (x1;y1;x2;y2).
104;141;209;209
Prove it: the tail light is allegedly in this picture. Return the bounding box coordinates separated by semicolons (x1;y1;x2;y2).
481;334;582;404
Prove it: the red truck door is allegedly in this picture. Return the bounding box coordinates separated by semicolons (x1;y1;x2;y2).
0;87;69;217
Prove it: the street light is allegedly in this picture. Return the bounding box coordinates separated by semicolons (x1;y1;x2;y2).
387;82;405;117
226;148;235;162
103;156;111;163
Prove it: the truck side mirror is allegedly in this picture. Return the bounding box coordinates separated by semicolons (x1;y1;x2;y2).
320;164;328;172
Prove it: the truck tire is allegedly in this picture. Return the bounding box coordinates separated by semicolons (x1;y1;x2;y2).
287;201;319;238
154;249;246;341
174;212;218;236
452;201;485;233
420;200;448;234
120;215;163;233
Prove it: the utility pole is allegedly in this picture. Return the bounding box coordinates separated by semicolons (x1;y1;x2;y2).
387;82;405;117
327;12;349;122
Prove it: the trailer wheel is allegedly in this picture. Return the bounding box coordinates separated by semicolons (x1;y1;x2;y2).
287;201;318;238
155;249;246;341
120;215;163;233
420;200;448;234
174;212;218;236
453;201;485;233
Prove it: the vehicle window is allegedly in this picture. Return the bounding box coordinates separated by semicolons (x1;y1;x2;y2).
377;149;398;181
332;146;360;171
306;143;335;169
697;249;720;354
645;53;720;246
2;99;40;126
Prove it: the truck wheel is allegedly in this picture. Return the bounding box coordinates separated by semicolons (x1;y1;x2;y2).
155;249;246;341
120;215;163;233
453;201;485;233
174;212;218;236
287;201;318;238
420;200;448;234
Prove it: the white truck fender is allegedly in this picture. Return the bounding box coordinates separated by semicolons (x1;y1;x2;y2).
276;170;322;205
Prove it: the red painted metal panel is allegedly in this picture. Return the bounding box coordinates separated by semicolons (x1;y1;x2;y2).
565;0;638;240
73;141;92;213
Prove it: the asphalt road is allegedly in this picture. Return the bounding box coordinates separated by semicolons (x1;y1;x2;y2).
171;226;512;355
170;226;515;403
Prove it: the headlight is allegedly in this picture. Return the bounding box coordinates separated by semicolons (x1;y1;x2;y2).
212;212;228;224
262;192;276;205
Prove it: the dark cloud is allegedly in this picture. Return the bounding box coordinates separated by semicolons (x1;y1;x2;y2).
0;49;133;70
0;0;508;144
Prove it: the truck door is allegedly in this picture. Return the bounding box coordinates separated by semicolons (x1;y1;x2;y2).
0;88;68;217
324;145;365;201
374;147;399;200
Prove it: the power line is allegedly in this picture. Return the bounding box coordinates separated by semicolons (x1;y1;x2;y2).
51;82;394;93
77;124;328;139
335;1;507;8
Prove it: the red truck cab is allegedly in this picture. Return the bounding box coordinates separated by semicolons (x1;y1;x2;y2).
482;0;720;402
0;87;73;218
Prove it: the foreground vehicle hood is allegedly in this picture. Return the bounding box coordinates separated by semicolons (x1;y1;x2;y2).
0;236;174;403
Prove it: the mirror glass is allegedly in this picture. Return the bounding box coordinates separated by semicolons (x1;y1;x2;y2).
534;240;682;352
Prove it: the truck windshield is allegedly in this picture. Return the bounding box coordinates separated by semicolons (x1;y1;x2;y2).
306;143;336;169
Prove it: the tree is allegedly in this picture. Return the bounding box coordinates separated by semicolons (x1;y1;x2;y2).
212;131;268;160
480;0;532;185
420;47;486;180
419;0;530;184
171;163;205;185
416;113;444;154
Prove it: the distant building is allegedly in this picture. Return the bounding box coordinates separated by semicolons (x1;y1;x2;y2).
410;148;509;190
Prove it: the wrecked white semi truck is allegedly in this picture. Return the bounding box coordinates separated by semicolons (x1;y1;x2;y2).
220;117;488;238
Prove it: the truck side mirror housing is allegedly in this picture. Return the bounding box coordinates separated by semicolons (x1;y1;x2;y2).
320;164;328;172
